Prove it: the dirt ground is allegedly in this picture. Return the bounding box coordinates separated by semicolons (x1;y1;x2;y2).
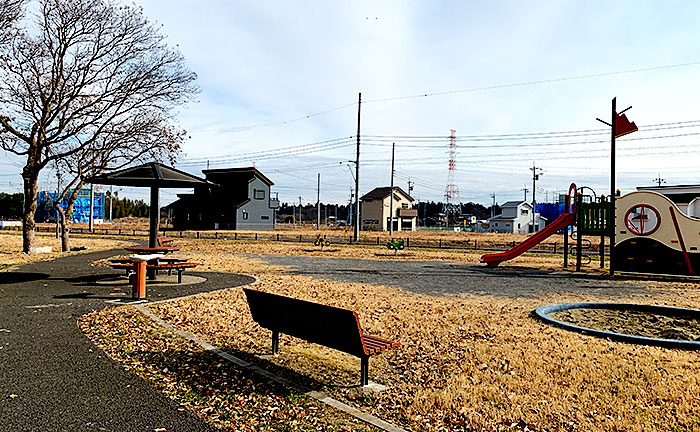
551;308;700;341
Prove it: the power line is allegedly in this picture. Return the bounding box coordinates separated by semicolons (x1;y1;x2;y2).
362;60;700;104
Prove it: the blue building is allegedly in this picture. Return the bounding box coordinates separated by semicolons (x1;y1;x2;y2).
35;189;105;223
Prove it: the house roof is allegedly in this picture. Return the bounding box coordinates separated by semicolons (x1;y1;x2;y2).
360;186;413;201
202;166;274;186
500;200;529;208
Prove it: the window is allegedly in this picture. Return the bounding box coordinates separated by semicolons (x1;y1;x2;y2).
261;215;270;220
254;189;265;200
521;209;529;215
242;210;248;220
401;203;408;209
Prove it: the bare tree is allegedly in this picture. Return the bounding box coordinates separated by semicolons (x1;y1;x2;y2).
0;0;25;45
53;114;185;251
0;0;197;253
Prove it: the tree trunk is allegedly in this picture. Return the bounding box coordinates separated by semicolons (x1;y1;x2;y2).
21;168;39;254
56;205;70;252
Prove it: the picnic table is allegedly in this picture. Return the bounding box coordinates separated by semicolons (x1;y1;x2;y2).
120;246;187;280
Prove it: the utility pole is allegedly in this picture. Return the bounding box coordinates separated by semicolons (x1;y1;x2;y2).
298;196;302;226
316;173;321;231
348;189;354;226
530;162;543;233
354;92;361;241
521;186;529;202
490;192;496;218
407;179;414;197
389;143;395;236
653;173;665;187
610;98;617;276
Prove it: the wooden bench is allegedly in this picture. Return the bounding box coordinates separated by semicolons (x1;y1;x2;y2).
110;262;199;283
243;288;399;386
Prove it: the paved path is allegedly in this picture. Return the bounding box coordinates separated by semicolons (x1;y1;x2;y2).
252;255;655;299
0;249;253;432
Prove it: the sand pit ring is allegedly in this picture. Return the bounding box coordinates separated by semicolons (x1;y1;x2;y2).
534;302;700;349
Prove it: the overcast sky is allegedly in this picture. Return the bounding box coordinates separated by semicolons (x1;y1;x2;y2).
3;1;700;207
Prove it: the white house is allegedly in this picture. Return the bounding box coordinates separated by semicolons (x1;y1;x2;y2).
488;201;546;234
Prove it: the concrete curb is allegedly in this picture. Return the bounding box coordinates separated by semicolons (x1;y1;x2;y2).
133;300;408;432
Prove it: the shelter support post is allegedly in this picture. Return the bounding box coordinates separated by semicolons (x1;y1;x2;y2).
149;186;159;248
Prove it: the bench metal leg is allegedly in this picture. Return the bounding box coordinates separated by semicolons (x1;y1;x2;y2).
271;331;279;354
360;356;369;386
177;269;184;283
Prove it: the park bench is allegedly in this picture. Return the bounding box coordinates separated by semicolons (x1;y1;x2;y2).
110;261;198;283
243;288;399;386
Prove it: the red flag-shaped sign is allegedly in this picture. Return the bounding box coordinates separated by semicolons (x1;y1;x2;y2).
615;113;638;138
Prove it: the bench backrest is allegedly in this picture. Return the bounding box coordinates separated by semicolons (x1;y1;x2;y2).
243;288;367;357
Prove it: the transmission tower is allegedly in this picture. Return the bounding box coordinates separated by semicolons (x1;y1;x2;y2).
444;129;460;224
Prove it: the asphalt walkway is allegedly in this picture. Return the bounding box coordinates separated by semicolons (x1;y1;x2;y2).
252;254;659;299
0;248;253;432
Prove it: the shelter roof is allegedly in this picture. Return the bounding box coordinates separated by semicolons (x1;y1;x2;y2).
86;162;214;188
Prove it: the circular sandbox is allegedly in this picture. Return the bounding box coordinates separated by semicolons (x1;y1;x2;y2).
534;302;700;349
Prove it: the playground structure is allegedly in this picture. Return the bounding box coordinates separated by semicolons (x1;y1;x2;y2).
313;234;331;251
614;190;700;276
386;238;405;256
481;183;614;270
481;181;700;277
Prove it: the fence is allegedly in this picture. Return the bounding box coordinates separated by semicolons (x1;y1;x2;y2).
6;225;609;256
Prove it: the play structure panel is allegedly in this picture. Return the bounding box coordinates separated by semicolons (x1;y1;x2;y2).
615;191;700;276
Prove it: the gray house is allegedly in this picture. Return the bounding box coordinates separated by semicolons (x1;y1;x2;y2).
167;167;279;230
488;201;546;233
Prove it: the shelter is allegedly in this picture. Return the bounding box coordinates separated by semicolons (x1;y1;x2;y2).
86;162;214;247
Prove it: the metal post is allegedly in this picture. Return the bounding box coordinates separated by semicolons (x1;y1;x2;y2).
317;173;320;231
89;183;95;231
354;92;361;241
610;97;617;276
149;186;159;248
389;142;395;236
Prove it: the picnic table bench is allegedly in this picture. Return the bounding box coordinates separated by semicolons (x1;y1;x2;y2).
110;261;199;284
243;288;399;386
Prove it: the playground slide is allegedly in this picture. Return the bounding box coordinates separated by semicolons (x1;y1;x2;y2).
480;212;575;267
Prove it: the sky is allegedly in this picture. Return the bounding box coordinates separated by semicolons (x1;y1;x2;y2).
3;1;700;208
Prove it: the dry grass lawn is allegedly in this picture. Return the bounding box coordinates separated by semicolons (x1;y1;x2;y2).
10;229;697;431
138;249;700;432
0;231;128;269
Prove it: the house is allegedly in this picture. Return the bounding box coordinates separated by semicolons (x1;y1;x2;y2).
488;201;546;233
166;167;279;230
360;187;417;231
636;184;700;217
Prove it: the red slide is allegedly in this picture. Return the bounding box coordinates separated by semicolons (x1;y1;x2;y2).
480;212;575;267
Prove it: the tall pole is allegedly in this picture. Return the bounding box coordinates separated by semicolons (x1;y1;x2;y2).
109;185;113;222
530;163;542;232
610;97;617;276
354;92;361;241
89;183;95;231
490;192;496;218
316;173;321;231
298;196;302;226
149;186;159;248
389;143;395;236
